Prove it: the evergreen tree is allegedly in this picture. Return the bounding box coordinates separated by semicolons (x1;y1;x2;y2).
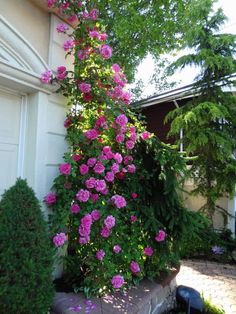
0;179;54;313
166;0;236;222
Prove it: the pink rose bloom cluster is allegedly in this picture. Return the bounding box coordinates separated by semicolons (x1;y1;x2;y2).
40;70;52;84
44;192;56;205
89;30;108;41
155;230;166;242
111;275;125;289
96;249;105;261
100;45;112;59
56;66;67;80
115;114;128;127
130;261;140;274
144;247;154;257
53;232;67;247
78;213;93;244
59;163;71;175
56;23;69;33
63;39;75;51
76;189;90;202
111;195;127;209
130;215;137;222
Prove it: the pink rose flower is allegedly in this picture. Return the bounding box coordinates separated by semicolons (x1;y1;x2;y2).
155;230;166;242
113;86;123;98
70;203;80;214
111;163;120;174
125;140;135;150
130;261;140;274
141;131;151;140
84;129;99;140
53;232;67;247
67;14;78;23
100;44;113;59
79;236;90;245
78;50;88;60
127;164;136;174
111;275;125;289
131;193;138;199
85;177;96;189
79;214;92;237
91;210;100;221
100;227;111;238
112;64;121;73
113;245;122;253
79;83;91;94
63;39;74;51
129;133;137;142
99;33;108;41
95;116;107;129
93;162;105;174
123;155;133;165
95;179;107;192
90;193;99;203
44;192;56;205
72;154;82;162
144;247;154;257
79;164;89;175
104;215;116;229
59;163;71;175
76;189;90;202
122;91;132;104
56;23;69;33
115;114;128;126
56;66;67;80
64;117;72;128
96;249;105;261
87;158;97;167
89;8;99;20
115;134;125;143
89;30;99;39
111;195;127;209
47;0;56;8
40;70;53;84
130;215;137;222
104;171;115;182
113;153;123;164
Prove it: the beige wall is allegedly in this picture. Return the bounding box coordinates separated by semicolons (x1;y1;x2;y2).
183;184;232;230
0;0;50;63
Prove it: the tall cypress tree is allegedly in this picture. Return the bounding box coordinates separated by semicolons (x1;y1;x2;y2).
167;0;236;222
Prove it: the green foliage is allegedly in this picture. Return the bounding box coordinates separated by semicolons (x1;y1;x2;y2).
0;179;54;314
95;0;191;81
166;0;236;221
203;298;225;314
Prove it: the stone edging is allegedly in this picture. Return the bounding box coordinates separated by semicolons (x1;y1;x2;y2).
51;267;179;314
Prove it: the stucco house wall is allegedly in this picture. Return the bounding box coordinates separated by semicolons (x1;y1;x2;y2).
0;0;70;209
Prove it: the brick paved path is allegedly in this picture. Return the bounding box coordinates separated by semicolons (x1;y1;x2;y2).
176;260;236;314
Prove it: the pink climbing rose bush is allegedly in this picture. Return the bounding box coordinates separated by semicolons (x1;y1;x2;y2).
42;0;177;296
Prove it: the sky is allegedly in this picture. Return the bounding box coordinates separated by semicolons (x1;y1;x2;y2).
133;0;236;97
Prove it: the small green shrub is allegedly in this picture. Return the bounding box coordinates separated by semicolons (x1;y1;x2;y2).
0;179;54;314
204;298;225;314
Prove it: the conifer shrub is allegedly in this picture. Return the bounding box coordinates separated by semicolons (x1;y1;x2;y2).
0;179;54;314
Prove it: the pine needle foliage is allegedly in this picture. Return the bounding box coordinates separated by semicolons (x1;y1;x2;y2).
166;0;236;221
0;179;54;314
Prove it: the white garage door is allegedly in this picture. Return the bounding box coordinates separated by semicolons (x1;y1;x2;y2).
0;88;22;198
